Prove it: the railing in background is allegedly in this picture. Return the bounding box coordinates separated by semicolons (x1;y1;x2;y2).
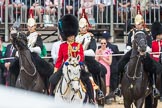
1;0;162;42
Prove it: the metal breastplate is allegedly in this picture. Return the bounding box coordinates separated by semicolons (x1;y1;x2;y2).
76;33;91;50
27;32;38;48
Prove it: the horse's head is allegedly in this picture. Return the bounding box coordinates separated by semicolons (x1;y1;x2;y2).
10;31;28;50
133;31;147;53
63;56;82;92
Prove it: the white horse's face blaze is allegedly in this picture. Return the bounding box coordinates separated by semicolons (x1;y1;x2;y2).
68;63;81;91
63;56;81;92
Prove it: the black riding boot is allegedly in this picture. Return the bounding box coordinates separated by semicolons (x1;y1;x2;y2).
114;50;132;96
141;53;160;98
80;69;95;104
152;73;160;98
49;69;63;96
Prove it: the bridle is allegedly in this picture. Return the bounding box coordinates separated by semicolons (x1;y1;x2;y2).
127;31;147;80
60;62;83;100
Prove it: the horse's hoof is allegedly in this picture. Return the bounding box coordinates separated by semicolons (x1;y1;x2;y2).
160;97;162;102
105;99;112;105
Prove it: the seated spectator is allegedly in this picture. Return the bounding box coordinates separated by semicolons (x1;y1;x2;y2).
62;0;79;16
8;0;27;23
44;0;55;27
30;0;44;28
79;0;94;18
118;0;131;22
93;0;116;26
148;0;162;22
131;0;149;18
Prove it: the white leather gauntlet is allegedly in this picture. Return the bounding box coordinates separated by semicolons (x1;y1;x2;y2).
84;49;95;57
146;46;151;53
124;46;131;54
29;47;41;55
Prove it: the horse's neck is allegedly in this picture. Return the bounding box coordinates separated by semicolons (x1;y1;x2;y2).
19;50;35;70
128;49;143;76
131;47;138;58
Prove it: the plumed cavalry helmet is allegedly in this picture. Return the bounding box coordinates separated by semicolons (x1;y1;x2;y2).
134;14;144;25
58;14;79;41
79;17;88;28
151;21;162;40
27;18;36;27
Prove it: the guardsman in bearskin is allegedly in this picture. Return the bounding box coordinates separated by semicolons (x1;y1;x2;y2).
151;21;162;62
49;14;95;103
115;14;162;97
76;16;105;100
150;21;162;98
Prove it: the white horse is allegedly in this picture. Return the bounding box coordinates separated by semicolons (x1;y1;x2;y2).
54;56;86;103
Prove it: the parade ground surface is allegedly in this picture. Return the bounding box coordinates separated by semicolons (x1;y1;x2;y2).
104;101;162;108
1;85;162;108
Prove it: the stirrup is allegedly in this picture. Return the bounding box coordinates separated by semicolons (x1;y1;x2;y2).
89;99;95;105
96;90;104;100
153;88;160;98
114;87;122;97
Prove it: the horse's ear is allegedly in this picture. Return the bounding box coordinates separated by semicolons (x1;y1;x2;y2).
69;57;72;62
76;55;80;61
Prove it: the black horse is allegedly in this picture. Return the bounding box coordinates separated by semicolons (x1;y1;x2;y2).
10;32;46;93
121;31;161;108
85;56;106;107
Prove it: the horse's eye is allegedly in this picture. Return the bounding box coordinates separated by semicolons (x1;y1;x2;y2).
68;69;71;73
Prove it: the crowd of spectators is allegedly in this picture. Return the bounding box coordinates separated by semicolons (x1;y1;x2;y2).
0;0;162;28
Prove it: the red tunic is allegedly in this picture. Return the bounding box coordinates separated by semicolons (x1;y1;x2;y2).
55;42;84;69
151;40;162;62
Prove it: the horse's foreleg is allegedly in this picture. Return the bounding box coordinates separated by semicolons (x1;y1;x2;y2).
123;99;132;108
135;98;145;108
152;98;158;108
145;94;152;108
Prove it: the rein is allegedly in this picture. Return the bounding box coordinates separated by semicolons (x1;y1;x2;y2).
126;55;142;80
19;52;37;76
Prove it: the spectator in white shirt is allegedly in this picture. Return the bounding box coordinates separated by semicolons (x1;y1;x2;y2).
51;35;63;65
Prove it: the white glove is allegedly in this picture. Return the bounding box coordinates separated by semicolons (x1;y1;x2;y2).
15;51;19;57
84;49;95;57
146;46;151;53
29;47;41;54
124;46;131;54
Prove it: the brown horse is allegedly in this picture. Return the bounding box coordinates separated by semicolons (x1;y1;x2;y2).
121;31;161;108
11;32;45;93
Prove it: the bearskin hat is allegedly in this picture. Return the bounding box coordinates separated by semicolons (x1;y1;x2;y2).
151;21;162;40
58;14;79;41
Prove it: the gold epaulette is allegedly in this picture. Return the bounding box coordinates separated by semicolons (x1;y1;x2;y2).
130;29;134;32
145;28;150;32
127;28;134;34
